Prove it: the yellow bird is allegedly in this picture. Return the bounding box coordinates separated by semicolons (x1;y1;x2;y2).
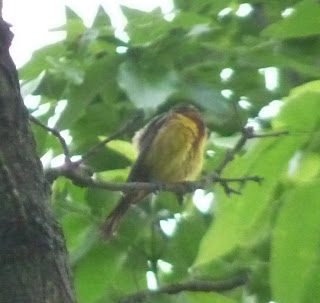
101;104;207;238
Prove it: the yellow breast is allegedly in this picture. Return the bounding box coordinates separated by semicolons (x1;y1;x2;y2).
144;113;206;182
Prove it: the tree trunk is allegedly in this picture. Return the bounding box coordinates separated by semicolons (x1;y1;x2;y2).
0;13;76;303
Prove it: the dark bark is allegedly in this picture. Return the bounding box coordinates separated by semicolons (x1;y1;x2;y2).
0;16;76;303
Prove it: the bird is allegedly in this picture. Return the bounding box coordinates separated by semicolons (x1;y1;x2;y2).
101;104;207;239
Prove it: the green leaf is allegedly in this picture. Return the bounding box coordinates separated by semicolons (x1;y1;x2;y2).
162;209;208;282
69;226;99;266
86;187;120;218
19;43;67;80
171;12;213;30
56;56;119;130
118;60;178;109
301;262;320;303
101;138;137;162
194;82;320;267
21;71;46;97
52;6;86;42
121;6;171;45
289;152;320;182
245;49;320;78
74;242;123;303
32;73;68;100
174;0;228;14
270;180;320;303
46;57;85;85
69;101;125;154
273;91;320;131
92;5;112;29
263;0;320;38
194;135;301;267
61;213;94;254
290;80;320;95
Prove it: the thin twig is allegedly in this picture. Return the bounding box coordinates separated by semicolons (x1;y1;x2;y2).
118;273;248;303
215;127;289;175
250;131;289;138
30;115;71;162
215;127;253;175
76;112;143;165
210;175;263;183
214;127;289;195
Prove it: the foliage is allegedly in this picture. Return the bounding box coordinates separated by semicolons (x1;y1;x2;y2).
21;1;320;302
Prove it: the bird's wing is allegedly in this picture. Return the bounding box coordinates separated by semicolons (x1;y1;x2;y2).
127;112;170;182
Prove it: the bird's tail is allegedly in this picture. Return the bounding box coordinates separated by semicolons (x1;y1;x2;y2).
101;190;147;239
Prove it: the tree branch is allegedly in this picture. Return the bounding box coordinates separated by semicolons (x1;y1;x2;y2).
76;111;143;164
30;112;143;166
46;162;262;195
30;116;71;162
118;273;248;303
36;117;287;196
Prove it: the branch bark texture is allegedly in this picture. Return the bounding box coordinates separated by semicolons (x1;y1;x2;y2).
0;18;76;303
